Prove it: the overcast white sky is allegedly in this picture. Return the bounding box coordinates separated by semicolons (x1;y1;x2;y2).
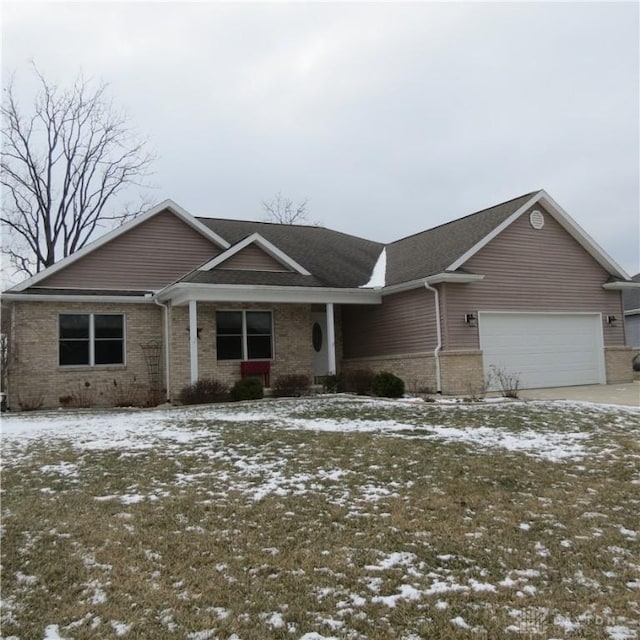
2;1;639;275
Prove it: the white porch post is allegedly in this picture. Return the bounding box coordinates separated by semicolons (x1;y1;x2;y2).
189;299;198;384
326;302;336;375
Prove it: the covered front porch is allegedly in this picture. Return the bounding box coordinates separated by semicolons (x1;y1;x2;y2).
156;284;381;399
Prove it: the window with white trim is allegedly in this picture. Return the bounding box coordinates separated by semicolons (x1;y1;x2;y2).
216;310;273;360
59;314;125;366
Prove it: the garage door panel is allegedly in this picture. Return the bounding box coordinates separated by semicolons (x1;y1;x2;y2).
479;313;604;389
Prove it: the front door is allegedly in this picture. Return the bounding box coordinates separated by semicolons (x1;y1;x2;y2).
311;311;329;378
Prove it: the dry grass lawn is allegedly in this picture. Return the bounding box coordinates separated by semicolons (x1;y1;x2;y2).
1;396;639;639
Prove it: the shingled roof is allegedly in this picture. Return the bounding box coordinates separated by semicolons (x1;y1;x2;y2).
193;219;384;288
187;192;540;289
385;191;539;285
11;188;625;299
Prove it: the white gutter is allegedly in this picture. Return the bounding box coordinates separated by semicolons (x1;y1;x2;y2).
0;293;156;303
154;298;171;402
424;282;442;394
602;281;640;290
381;273;484;296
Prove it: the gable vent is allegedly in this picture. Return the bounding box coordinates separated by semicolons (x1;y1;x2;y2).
529;210;545;230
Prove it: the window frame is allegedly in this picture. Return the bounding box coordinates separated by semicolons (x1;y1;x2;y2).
58;313;126;368
216;309;274;361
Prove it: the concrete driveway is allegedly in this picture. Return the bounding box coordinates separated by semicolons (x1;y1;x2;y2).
519;382;640;407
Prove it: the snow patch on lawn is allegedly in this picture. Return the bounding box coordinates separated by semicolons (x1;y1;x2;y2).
1;396;634;467
607;626;637;640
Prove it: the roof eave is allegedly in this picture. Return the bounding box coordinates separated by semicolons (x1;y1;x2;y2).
602;281;640;290
538;191;631;280
425;272;485;285
1;292;156;304
381;272;484;295
157;282;382;305
6;199;230;293
445;189;631;281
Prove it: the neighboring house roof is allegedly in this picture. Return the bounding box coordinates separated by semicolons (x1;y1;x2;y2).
623;273;640;313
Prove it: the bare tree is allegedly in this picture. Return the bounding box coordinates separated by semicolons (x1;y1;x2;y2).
1;67;155;277
261;192;317;225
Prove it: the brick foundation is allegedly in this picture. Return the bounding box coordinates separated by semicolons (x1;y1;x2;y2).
438;350;485;396
604;346;636;384
341;352;438;395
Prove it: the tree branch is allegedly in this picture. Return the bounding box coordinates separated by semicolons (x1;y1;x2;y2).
0;67;156;276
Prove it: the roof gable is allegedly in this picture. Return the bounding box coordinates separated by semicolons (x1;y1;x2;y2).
199;233;310;275
447;190;629;279
9;199;230;292
386;192;538;286
196;219;383;288
385;190;630;287
6;190;631;296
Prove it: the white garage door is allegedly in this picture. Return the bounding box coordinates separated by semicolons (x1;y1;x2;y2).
479;313;605;389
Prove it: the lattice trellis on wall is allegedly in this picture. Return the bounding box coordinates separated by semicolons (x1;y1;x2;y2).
140;341;162;389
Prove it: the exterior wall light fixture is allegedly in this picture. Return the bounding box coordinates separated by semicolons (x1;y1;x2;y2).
465;313;477;327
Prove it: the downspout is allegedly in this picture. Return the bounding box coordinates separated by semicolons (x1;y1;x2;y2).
424;282;442;394
154;298;171;402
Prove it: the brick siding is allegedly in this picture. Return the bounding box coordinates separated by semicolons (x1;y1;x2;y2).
6;301;163;410
341;352;438;395
604;346;636;384
169;302;315;400
438;350;485;396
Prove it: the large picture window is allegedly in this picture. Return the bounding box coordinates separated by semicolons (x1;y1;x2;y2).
216;310;273;361
59;314;125;366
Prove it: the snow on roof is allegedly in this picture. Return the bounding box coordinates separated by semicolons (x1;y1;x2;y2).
360;248;386;288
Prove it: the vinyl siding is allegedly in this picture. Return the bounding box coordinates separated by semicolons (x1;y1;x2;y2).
38;210;223;291
625;315;640;348
217;244;291;271
443;206;626;349
342;288;437;358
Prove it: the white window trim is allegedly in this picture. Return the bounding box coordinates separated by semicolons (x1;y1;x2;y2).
58;313;126;368
216;309;274;361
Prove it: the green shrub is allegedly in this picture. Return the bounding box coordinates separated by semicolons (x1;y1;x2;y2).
343;368;375;395
231;377;264;402
321;374;344;393
179;378;229;405
272;374;310;398
372;371;405;398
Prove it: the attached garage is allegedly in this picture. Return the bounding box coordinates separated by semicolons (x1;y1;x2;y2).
478;312;606;389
